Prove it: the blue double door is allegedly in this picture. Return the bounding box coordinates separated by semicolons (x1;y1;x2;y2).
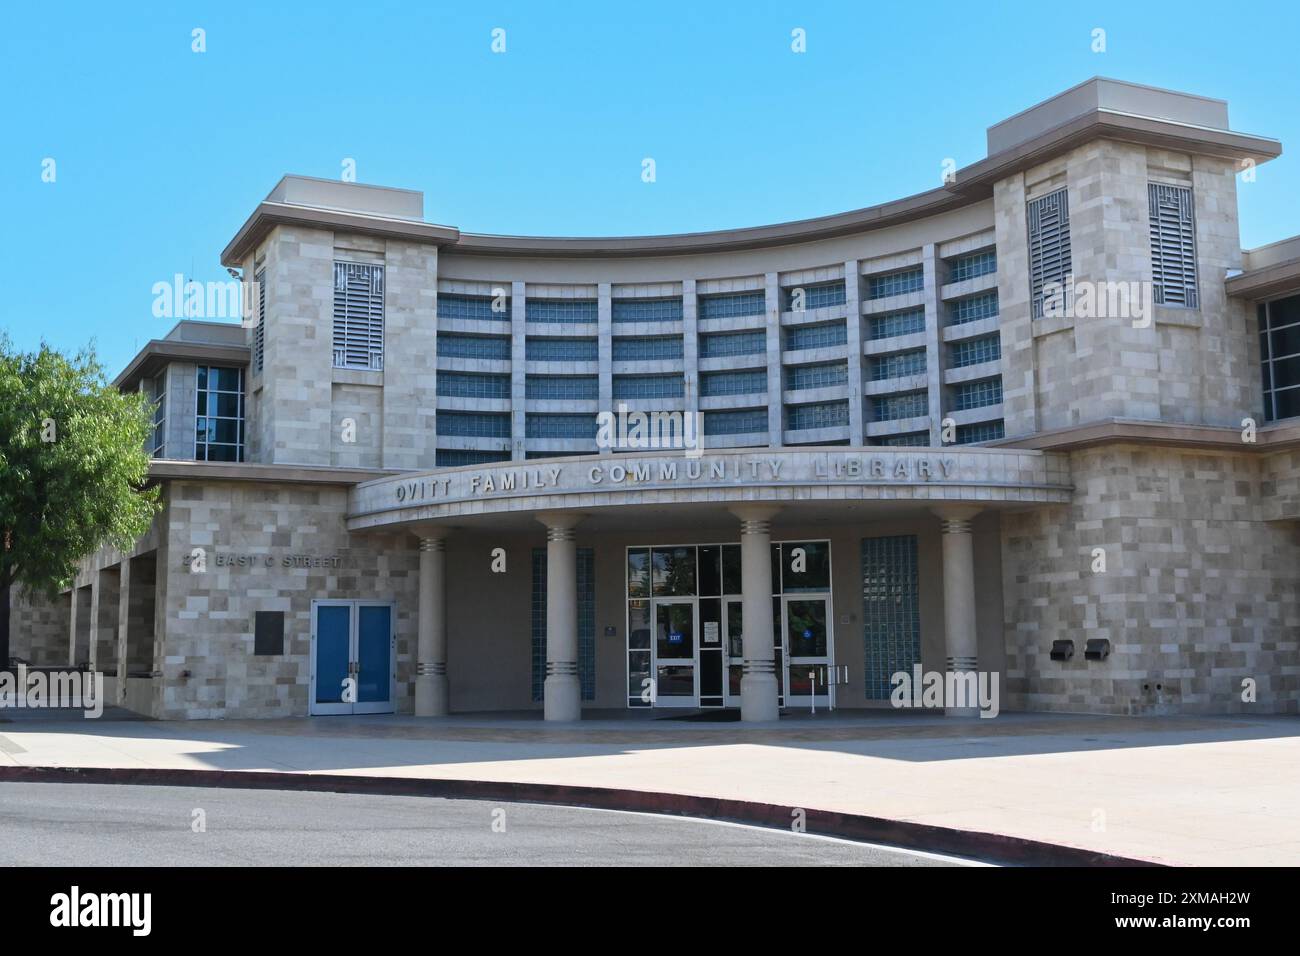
311;601;395;715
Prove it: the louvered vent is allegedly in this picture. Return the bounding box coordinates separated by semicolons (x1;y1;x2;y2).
333;262;385;370
254;267;266;372
1026;188;1072;319
1148;183;1199;308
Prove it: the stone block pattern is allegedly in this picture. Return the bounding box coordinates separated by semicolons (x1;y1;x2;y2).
1002;444;1300;715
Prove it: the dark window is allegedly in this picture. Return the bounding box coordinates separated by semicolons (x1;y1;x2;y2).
253;611;284;655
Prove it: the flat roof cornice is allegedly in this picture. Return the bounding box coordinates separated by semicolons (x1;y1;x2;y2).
114;340;251;390
148;460;398;486
995;418;1300;452
220;108;1280;265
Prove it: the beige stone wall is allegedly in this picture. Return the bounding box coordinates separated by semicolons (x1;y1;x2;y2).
7;587;70;666
1002;444;1300;715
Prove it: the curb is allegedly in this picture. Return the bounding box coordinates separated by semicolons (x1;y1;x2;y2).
0;765;1161;867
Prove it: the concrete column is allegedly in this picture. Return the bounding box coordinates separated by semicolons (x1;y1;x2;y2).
597;282;613;456
414;528;450;716
538;512;584;721
730;504;780;722
510;280;527;461
934;506;981;717
116;559;131;702
922;243;944;446
87;575;100;672
764;273;783;446
843;260;865;445
67;586;78;666
682;278;699;441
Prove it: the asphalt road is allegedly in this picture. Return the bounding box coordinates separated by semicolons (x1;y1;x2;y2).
0;782;976;866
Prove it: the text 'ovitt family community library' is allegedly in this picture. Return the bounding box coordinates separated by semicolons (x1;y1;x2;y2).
13;78;1300;721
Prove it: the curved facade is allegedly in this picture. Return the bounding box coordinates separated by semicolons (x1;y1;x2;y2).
14;77;1300;721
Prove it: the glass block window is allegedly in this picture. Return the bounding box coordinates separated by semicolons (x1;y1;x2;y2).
333;261;384;370
148;373;166;457
867;267;924;300
784;322;847;352
1260;295;1300;422
1148;183;1199;308
525;298;598;323
878;431;929;447
872;390;928;422
699;330;766;358
948;250;997;283
438;411;511;438
699;290;766;319
870;308;926;340
704;408;768;435
532;547;596;702
952;378;1002;411
438;292;510;321
526;337;598;362
955;420;1005;444
437;372;510;399
438;333;510;360
950;291;999;326
786;401;849;430
195;366;245;462
613;374;685;399
950;335;1001;368
701;369;767;396
254;267;266;373
1027;188;1072;319
786;362;848;391
526;413;598;439
784;280;846;311
613;297;683;322
869;350;926;381
612;335;683;361
861;535;920;699
435;449;510;467
526;375;599;400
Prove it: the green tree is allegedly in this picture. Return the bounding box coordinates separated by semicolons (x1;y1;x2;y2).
0;338;160;666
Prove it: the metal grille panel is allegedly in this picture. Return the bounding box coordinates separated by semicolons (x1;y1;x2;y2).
333;262;384;369
1148;183;1199;308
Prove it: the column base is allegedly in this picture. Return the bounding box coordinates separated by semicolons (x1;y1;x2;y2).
740;673;779;722
414;673;449;717
543;673;581;722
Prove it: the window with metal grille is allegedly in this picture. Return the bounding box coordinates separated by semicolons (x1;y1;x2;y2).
784;322;847;352
436;449;510;467
950;335;1001;368
612;374;685;399
333;261;384;370
612;298;683;322
786;401;848;430
861;535;920;699
703;408;768;435
867;268;924;300
869;350;926;381
786;362;848;391
947;250;997;283
950;291;999;326
526;298;598;323
784;280;846;311
698;290;766;319
438;333;511;360
526;337;598;362
1259;295;1300;422
436;372;511;399
870;308;926;340
955;420;1005;444
526;375;599;400
1026;189;1072;319
438;411;511;438
699;330;766;357
700;369;767;396
438;292;511;321
525;413;598;439
195;366;245;462
1148;183;1199;308
871;391;928;422
254;267;266;372
612;335;683;361
952;378;1002;410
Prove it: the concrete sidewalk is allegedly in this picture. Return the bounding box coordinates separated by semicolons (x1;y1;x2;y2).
0;709;1296;865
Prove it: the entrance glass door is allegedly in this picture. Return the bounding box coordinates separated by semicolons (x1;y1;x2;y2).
723;598;744;707
783;596;831;709
311;601;395;715
652;600;697;707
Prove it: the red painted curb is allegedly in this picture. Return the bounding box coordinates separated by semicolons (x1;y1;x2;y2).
0;765;1161;867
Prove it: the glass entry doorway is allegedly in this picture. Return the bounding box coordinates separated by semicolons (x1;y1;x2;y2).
652;599;698;707
310;600;395;715
782;596;832;710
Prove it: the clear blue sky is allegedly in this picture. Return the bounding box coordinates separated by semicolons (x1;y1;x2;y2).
3;0;1298;375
